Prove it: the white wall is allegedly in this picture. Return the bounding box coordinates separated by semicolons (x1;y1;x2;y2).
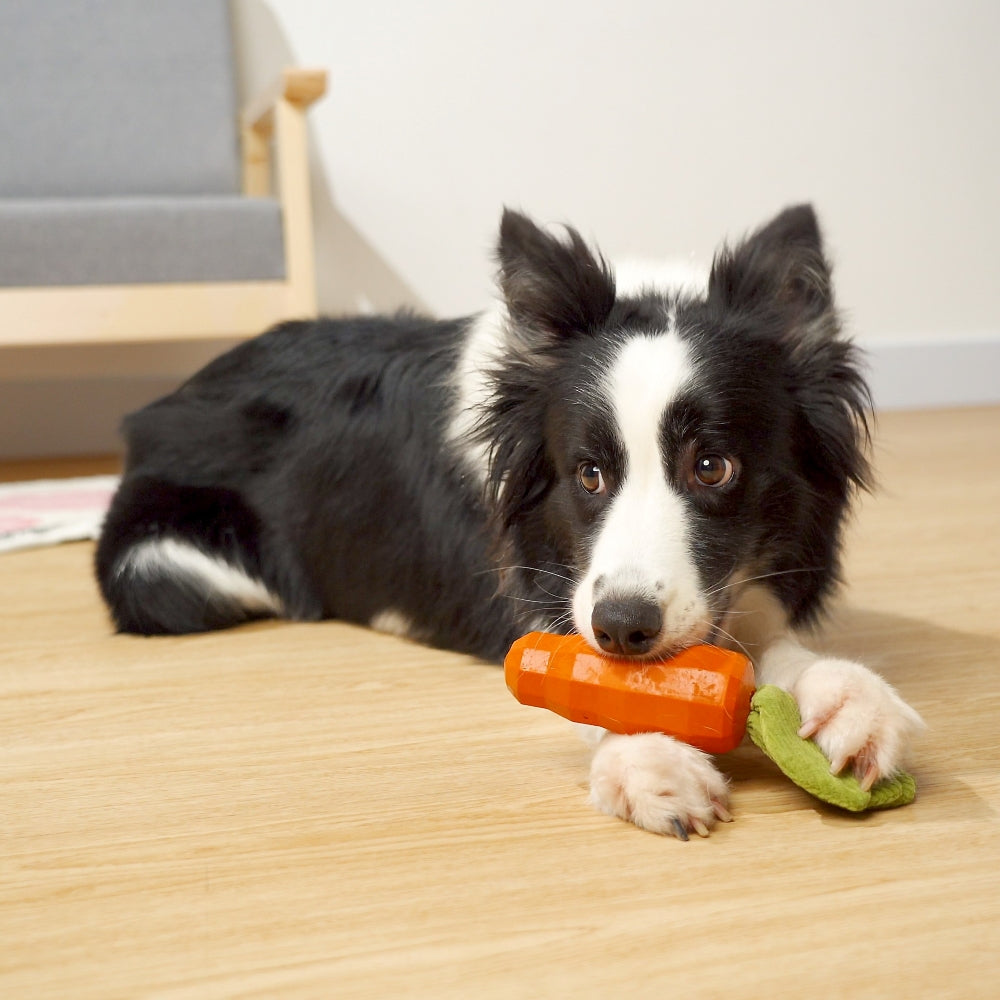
2;0;998;457
269;0;1000;411
273;0;999;334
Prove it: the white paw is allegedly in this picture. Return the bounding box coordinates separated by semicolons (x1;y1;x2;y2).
588;732;732;839
793;658;925;789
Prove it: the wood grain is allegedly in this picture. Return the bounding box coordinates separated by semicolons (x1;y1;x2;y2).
0;281;303;347
1;406;998;999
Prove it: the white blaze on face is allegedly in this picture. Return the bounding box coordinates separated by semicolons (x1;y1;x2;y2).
573;331;711;652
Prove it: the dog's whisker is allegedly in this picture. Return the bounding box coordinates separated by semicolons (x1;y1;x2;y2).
507;596;574;627
545;614;577;634
477;564;577;585
703;566;827;599
513;602;561;619
504;595;565;606
704;559;742;597
703;620;753;659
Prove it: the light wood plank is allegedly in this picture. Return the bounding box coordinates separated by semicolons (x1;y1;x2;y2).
0;281;298;347
241;68;327;198
1;406;998;998
240;121;272;197
241;68;328;134
274;98;319;317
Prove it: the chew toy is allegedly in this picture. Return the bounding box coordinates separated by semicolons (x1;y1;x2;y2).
504;631;755;754
504;631;916;812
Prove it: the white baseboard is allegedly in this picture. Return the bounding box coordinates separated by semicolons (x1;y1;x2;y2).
862;333;1000;411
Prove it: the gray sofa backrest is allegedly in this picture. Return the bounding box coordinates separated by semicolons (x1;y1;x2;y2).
0;0;240;198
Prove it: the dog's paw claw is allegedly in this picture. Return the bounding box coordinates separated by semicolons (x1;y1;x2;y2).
690;816;711;839
712;798;734;823
589;732;731;838
797;716;822;740
793;659;924;787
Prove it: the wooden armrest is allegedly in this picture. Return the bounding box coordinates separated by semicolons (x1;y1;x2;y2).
242;67;327;136
241;67;327;199
239;67;326;313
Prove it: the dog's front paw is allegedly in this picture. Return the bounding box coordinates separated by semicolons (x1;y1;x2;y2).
588;732;732;839
793;659;924;790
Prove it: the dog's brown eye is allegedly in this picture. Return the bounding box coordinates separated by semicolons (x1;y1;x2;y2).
693;454;736;488
579;462;606;495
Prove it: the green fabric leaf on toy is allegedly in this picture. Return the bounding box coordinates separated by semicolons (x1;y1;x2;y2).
746;685;916;812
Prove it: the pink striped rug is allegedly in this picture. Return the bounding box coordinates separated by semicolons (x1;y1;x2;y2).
0;476;119;553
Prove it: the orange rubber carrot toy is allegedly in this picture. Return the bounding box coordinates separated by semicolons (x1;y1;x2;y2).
504;631;755;754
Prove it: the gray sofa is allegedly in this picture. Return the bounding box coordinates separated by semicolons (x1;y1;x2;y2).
0;0;325;346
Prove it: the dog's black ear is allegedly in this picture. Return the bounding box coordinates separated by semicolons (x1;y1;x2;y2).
708;204;833;334
713;206;873;499
497;209;616;340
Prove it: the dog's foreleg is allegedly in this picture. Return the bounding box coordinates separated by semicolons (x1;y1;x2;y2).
731;587;924;789
586;729;733;839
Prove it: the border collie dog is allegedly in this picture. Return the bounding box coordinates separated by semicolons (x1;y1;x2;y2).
96;204;923;838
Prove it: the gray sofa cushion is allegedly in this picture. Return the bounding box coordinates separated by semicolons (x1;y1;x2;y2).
0;0;240;197
0;198;286;286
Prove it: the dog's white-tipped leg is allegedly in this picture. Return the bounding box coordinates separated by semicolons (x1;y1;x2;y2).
588;731;731;839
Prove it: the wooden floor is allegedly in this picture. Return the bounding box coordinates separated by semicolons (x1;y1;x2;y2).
2;407;999;999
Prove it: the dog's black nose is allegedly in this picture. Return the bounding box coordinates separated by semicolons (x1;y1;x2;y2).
591;597;662;656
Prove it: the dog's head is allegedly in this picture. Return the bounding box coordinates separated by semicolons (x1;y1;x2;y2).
480;205;871;658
